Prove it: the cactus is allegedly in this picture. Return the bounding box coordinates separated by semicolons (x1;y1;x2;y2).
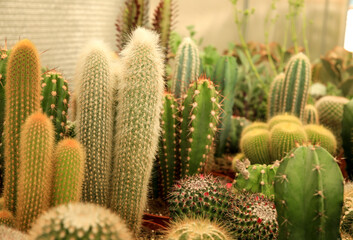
304;124;337;155
4;39;41;215
171;37;200;98
52;138;85;207
40;70;70;141
231;153;246;171
179;77;220;177
228;116;251;153
233;158;280;198
267;72;285;120
213;56;238;157
303;104;319;124
75;41;114;206
0;226;28;240
240;129;271;164
274;145;343;239
343;99;353;179
0;210;14;227
241;122;268;137
268;113;302;130
228;193;278;239
168;174;233;221
270;122;307;161
109;27;164;235
279;52;311;119
165;218;232;240
315;95;349;150
16;112;54;232
29;203;133;240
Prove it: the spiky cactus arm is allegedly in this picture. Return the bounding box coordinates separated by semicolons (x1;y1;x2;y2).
171;38;200;98
75;41;114;206
274;145;343;239
4;39;41;215
179;78;220;177
110;27;164;235
267;73;285;120
303;104;319;125
16;112;55;232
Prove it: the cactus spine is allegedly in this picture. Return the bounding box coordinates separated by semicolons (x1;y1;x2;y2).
110;27;164;235
304;124;337;155
274;145;343;239
171;37;200;98
4;39;41;214
16;112;54;232
267;72;285;120
75;41;114;206
280;53;311;119
52;138;85;207
303;104;319;124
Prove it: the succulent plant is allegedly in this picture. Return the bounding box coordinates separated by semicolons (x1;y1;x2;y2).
241;122;268;138
240;128;271;164
303;104;319;125
227;116;251;154
342;98;353;179
304;124;337;155
0;226;28;240
268;114;302;130
267;73;285;120
341;182;353;236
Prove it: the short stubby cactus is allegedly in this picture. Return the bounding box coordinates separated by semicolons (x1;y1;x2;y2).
274;145;343;239
165;218;232;240
28;203;133;240
241;122;268;138
171;37;200;98
303;104;319;124
240;129;271;164
268;114;302;130
304;124;337;155
168;174;233;221
267;72;285;120
0;226;28;240
40;70;70;141
228;193;278;239
228;116;251;153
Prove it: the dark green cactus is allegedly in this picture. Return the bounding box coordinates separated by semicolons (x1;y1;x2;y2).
267;73;285;120
304;124;337;155
342;99;353;179
227;116;251;154
240;128;271;164
274;145;343;239
303;104;319;125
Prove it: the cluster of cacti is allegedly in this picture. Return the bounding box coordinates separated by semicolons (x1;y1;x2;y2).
274;145;343;239
227;116;251;153
267;72;285;120
342;99;353;179
228;193;278;239
40;70;70;141
168;174;233;221
303;104;319;124
28;203;133;240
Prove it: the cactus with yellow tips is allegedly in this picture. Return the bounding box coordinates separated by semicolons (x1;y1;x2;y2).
4;39;41;215
241;122;268;138
304;124;337;155
267;72;285;120
52;138;85;207
303;104;319;125
240;128;271;164
16;112;55;232
268;113;302;130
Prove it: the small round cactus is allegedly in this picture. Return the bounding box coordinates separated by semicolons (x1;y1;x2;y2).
241;122;268;138
304;124;337;155
268;114;302;130
240;129;271;164
29;203;133;240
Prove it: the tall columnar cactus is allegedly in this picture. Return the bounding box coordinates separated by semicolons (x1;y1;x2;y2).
4;39;41;215
52;138;85;207
274;145;343;239
29;203;133;240
240;129;271;164
268;113;302;130
40;70;70;141
267;72;285;120
16;112;54;232
315;95;349;149
75;41;114;206
171;37;200;98
303;104;319;124
241;121;268;137
110;27;164;235
342;99;353;179
228;116;251;153
179;77;220;177
304;124;337;155
279;53;311;119
213;56;238;157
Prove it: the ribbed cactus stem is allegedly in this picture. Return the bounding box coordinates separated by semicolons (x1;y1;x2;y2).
4;39;41;214
267;72;285;120
110;27;164;235
16;112;54;232
303;104;319;124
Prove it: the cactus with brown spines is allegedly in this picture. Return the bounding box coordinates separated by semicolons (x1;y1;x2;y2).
303;104;319;124
52;138;85;207
3;39;41;215
16;112;55;232
241;121;268;138
268;113;302;130
0;226;28;240
75;41;114;206
240;129;271;164
304;124;337;155
267;72;285;120
0;210;14;227
109;27;164;235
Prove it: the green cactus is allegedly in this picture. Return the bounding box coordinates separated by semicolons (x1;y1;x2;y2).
268;113;302;130
213;56;238;157
315;95;349;150
3;39;41;215
267;72;285;120
109;27;164;235
227;116;251;153
279;52;311;119
168;174;233;221
52;138;85;207
179;77;220;177
233;158;280;198
304;124;337;155
228;193;278;239
270;122;307;161
75;41;114;206
28;203;133;240
342;99;353;179
16;112;55;232
0;210;14;227
0;226;28;240
241;121;268;137
231;153;246;171
40;70;70;141
303;104;319;124
171;37;200;98
165;218;232;240
274;145;343;239
240;129;271;164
